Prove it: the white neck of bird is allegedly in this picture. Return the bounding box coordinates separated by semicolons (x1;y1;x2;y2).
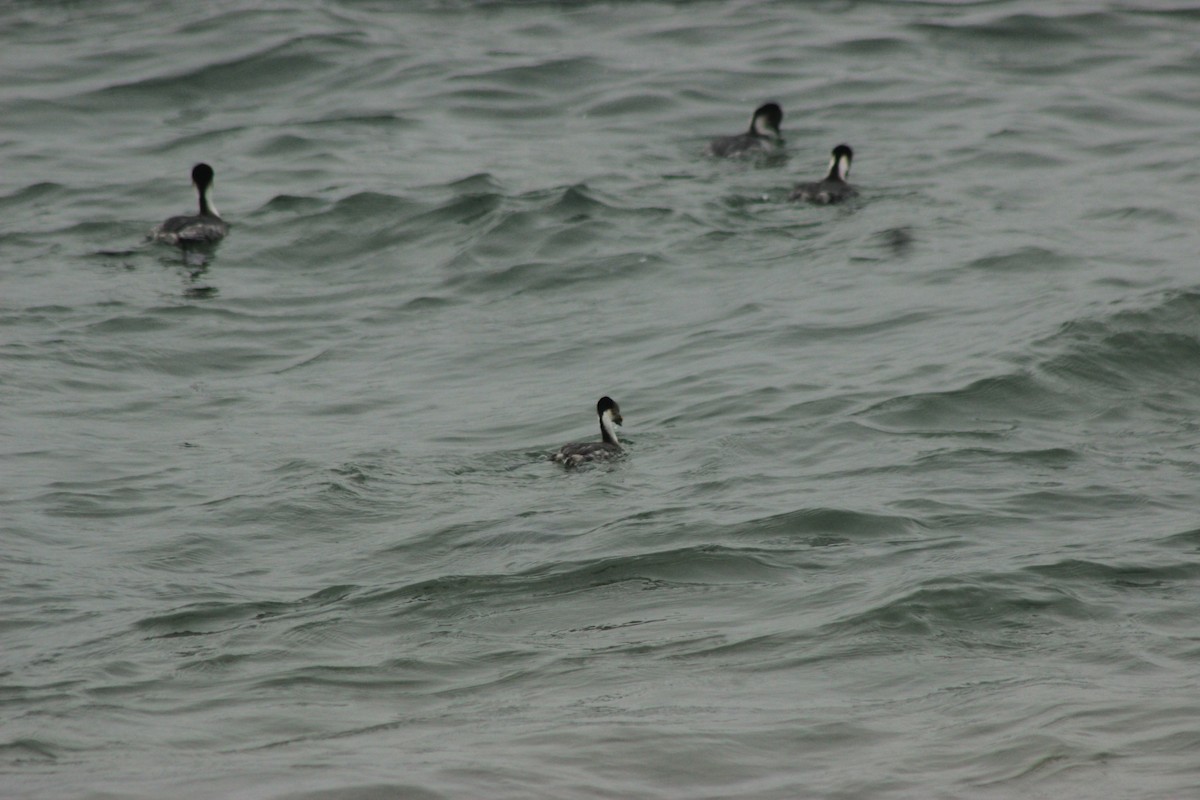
600;409;620;445
752;117;778;139
829;154;850;181
197;184;220;218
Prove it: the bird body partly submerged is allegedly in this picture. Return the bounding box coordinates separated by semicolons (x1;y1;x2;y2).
553;439;622;465
552;397;624;467
790;144;856;204
151;163;229;246
154;212;228;246
706;103;784;158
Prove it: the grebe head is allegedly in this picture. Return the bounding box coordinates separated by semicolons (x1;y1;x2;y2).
597;396;623;425
750;103;784;139
828;144;853;181
191;163;215;190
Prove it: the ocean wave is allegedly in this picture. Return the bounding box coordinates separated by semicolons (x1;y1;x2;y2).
860;289;1200;434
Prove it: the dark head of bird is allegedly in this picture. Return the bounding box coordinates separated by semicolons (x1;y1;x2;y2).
751;103;784;137
191;163;215;190
597;396;623;426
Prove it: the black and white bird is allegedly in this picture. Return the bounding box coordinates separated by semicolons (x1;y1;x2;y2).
151;163;230;246
551;396;624;466
706;103;784;158
789;144;856;204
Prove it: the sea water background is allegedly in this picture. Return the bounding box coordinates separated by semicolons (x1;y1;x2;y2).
3;0;1200;797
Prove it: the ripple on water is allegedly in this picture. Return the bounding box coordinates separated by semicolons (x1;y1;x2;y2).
5;1;1200;797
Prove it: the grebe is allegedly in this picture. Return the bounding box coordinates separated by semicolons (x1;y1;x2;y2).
552;396;624;466
151;163;229;245
789;144;856;204
706;103;783;158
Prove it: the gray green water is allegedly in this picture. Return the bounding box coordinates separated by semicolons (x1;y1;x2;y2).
4;1;1200;797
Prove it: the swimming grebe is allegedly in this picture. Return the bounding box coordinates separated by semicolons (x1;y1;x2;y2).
151;163;230;245
706;103;784;158
552;396;624;466
789;144;856;204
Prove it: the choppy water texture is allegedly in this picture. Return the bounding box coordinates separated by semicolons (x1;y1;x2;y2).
3;1;1200;797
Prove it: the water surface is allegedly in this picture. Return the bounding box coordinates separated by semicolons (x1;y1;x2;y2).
3;1;1200;798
